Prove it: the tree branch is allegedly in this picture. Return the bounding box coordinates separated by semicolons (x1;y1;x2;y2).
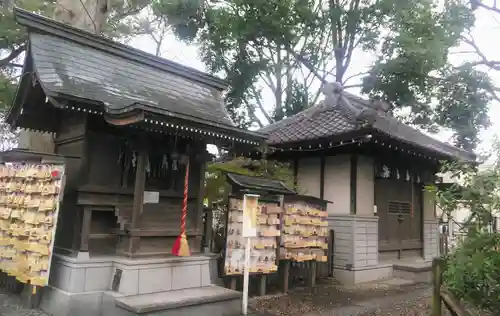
5;63;23;69
462;35;500;71
0;44;26;68
342;71;369;86
242;101;264;128
471;0;500;14
250;86;273;124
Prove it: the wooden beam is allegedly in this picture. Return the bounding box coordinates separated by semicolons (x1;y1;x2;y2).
350;155;358;214
440;286;473;316
123;229;203;237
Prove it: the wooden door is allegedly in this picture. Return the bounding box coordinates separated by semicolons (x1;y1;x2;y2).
376;178;422;257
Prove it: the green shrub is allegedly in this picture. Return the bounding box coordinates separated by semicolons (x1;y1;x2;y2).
443;231;500;313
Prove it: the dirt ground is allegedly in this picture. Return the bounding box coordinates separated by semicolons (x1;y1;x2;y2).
250;279;431;316
0;279;489;316
250;278;491;316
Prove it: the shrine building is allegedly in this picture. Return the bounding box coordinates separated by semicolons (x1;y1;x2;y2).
258;82;475;284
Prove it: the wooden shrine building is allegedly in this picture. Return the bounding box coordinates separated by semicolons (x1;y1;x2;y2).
7;8;265;316
258;82;475;284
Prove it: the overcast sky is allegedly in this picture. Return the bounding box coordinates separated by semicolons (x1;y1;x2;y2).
128;6;500;156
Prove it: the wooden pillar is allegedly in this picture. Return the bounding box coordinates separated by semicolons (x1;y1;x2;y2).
259;275;267;296
308;261;317;288
72;206;84;251
204;208;214;251
281;260;290;293
80;207;92;252
293;158;298;188
319;156;325;199
129;144;147;254
431;258;442;316
350;155;358;214
195;154;207;252
131;146;147;227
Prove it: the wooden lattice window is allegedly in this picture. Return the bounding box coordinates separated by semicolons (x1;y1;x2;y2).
388;201;412;214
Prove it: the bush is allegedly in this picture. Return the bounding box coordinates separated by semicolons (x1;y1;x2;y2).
443;231;500;313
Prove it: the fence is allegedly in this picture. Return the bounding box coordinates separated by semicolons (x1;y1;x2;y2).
431;258;472;316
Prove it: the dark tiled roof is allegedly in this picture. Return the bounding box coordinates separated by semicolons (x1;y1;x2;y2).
260;92;475;162
12;8;267;140
226;173;296;195
28;32;234;127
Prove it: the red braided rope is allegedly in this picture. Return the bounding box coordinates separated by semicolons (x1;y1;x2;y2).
181;160;189;234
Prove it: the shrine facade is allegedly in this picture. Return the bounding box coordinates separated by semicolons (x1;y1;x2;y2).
259;82;475;284
8;8;265;316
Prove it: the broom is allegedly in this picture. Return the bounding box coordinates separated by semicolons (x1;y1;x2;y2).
171;158;191;256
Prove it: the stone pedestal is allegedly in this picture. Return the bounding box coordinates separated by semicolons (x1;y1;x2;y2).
328;215;391;284
41;253;220;316
423;220;440;260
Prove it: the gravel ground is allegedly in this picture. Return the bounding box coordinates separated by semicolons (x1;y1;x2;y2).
0;280;489;316
251;281;491;316
0;291;48;316
250;279;431;316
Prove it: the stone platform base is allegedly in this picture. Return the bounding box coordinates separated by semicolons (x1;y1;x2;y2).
39;253;222;316
333;263;393;284
103;285;241;316
392;261;432;283
333;259;432;285
40;286;103;316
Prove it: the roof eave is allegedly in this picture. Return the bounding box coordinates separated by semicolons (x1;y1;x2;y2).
371;129;476;163
13;7;229;91
6;51;34;129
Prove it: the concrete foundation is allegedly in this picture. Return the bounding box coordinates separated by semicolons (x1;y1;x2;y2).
328;214;437;284
423;220;440;261
328;215;386;284
41;253;228;316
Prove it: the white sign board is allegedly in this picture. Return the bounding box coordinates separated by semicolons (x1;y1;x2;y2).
143;191;159;204
242;194;259;238
242;194;259;315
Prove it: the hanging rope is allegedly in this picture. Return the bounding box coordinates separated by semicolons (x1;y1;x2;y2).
172;158;191;256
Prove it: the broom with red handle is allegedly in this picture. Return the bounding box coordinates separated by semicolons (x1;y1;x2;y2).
172;158;191;256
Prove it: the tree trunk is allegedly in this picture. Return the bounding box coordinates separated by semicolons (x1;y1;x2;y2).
19;0;109;153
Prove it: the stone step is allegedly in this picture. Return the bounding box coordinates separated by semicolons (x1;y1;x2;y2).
105;285;242;316
392;261;432;283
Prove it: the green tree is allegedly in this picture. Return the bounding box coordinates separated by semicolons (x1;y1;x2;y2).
155;0;495;151
204;156;295;232
444;231;500;313
435;160;500;230
0;0;156;151
0;0;153;106
153;0;341;128
435;142;500;312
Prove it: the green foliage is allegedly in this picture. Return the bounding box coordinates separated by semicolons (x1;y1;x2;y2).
204;156;295;204
443;231;500;313
0;0;154;111
437;144;500;312
361;0;492;151
0;72;16;111
435;159;500;227
156;0;491;150
154;0;337;127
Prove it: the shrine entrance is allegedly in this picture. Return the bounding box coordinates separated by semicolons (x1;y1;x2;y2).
375;166;423;261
